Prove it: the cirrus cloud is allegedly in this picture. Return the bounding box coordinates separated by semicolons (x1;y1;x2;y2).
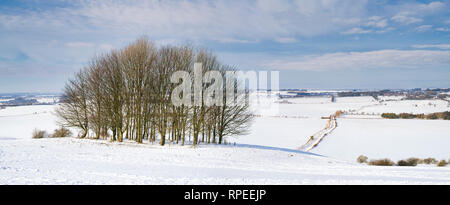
65;42;94;48
415;25;433;32
263;49;450;71
412;44;450;49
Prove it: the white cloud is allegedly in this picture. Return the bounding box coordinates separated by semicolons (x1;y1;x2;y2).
331;17;362;25
365;16;388;28
436;27;450;32
0;0;445;47
391;12;422;25
274;37;299;43
412;44;450;49
98;44;115;51
0;0;370;80
65;42;94;48
0;0;371;42
340;16;393;35
0;0;448;78
341;28;372;35
214;38;258;44
417;1;446;11
415;25;433;32
256;0;290;12
375;27;395;34
263;50;450;71
391;1;446;25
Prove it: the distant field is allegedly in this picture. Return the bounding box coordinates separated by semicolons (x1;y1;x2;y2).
229;116;325;149
0;105;58;139
1;96;449;184
242;96;450;162
359;99;450;114
312;118;450;161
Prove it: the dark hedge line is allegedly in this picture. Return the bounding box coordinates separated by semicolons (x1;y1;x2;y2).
381;111;450;120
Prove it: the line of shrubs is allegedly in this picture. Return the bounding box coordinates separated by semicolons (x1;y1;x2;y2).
381;111;450;120
357;155;449;167
32;127;72;139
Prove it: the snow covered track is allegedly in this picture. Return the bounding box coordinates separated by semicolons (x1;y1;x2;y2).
299;115;337;152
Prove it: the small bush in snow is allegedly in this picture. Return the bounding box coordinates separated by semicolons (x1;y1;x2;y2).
437;160;448;167
52;127;72;138
381;113;399;119
32;129;47;139
368;158;395;166
413;158;424;164
406;158;421;165
426;113;438;120
397;158;419;166
334;110;343;118
441;111;450;120
423;158;438;164
357;155;368;163
398;113;416;119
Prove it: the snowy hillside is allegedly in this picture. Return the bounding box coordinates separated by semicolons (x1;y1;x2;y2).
1;135;450;184
1;96;450;184
359;99;450;114
312;118;450;161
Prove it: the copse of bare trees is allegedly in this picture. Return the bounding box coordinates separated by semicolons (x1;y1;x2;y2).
56;37;254;146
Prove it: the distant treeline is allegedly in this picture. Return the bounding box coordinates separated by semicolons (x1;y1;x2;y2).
0;97;37;105
337;91;385;98
338;88;450;100
381;111;450;120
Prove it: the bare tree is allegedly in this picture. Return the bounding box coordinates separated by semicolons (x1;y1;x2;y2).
56;69;89;138
56;37;254;147
215;69;254;144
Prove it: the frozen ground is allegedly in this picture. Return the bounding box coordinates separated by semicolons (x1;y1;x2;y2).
276;96;379;118
0;97;450;184
0;105;59;139
229;116;325;150
312;118;450;161
1;137;450;184
359;99;450;115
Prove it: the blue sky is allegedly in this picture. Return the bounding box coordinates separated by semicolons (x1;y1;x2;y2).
1;0;450;93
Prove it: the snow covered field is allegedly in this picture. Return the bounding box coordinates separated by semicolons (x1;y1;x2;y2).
359;99;449;115
312;118;450;161
0;95;450;184
276;96;379;117
34;96;59;104
2;137;450;184
229;116;325;149
0;95;59;106
0;105;59;139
